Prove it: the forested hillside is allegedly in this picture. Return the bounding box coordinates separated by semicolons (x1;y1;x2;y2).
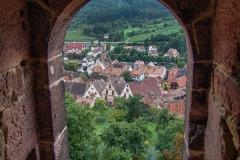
68;0;172;30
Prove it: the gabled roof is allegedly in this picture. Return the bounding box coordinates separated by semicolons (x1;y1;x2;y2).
67;42;83;50
90;72;108;82
149;50;158;55
165;48;179;58
175;76;187;87
84;55;94;62
138;46;145;50
93;79;106;96
110;77;126;95
148;62;155;66
129;77;162;100
138;64;165;76
64;82;73;92
169;101;185;117
149;45;157;50
131;70;142;76
71;83;88;96
92;48;102;54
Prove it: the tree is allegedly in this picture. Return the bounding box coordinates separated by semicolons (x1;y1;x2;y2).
156;119;184;153
66;93;100;160
161;133;183;160
155;108;178;131
63;61;79;72
110;150;132;160
177;60;186;68
119;71;134;83
100;119;151;155
92;98;108;113
124;94;144;123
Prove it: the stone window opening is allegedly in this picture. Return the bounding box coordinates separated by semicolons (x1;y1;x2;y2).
1;0;236;159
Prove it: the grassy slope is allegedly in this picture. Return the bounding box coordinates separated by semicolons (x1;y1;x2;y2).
65;19;181;42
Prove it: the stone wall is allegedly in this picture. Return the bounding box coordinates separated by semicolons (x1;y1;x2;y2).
0;0;239;159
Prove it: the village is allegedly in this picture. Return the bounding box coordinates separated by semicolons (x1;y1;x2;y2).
63;42;187;117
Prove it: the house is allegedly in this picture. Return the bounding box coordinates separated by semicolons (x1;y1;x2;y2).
170;76;187;90
71;82;88;98
64;82;74;92
104;33;110;39
91;44;106;51
84;79;106;99
92;64;105;72
124;46;133;50
148;62;155;67
72;75;90;83
102;77;126;102
83;55;94;66
148;50;158;57
66;42;83;53
138;46;146;52
120;83;132;98
63;71;81;82
175;76;187;89
177;68;187;77
128;77;162;104
164;48;180;59
149;45;157;51
76;97;95;108
90;72;108;83
134;60;144;70
138;64;166;79
168;101;185;117
100;63;132;78
131;70;145;81
168;68;180;82
110;46;115;51
87;48;102;58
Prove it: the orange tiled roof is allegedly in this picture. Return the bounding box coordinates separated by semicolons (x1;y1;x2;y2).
169;101;185;117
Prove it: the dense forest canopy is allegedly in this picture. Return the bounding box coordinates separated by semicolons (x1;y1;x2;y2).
68;0;172;30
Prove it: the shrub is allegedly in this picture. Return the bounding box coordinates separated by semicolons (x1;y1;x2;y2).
95;116;106;124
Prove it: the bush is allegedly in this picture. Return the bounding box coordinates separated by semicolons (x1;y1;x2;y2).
110;149;132;160
95;116;106;124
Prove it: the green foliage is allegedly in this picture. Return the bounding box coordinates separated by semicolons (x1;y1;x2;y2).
63;61;79;72
124;94;144;123
65;93;100;160
100;119;152;155
156;119;184;153
95;116;106;124
111;110;125;122
93;98;108;113
110;149;132;160
155;108;178;131
119;71;134;83
177;60;186;69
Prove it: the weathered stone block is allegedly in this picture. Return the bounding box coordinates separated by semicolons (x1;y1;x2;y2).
192;63;211;89
213;67;240;118
48;56;64;86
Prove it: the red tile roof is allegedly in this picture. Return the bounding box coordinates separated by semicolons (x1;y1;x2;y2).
67;42;83;51
169;101;185;117
176;76;187;87
129;77;162;100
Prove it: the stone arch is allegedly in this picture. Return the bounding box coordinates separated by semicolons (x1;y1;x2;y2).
0;0;239;159
28;0;212;159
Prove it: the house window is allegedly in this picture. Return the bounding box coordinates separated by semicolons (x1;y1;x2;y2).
106;90;108;94
95;92;97;95
126;89;129;92
88;92;90;94
109;85;111;89
105;95;107;100
112;91;114;95
124;94;126;98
